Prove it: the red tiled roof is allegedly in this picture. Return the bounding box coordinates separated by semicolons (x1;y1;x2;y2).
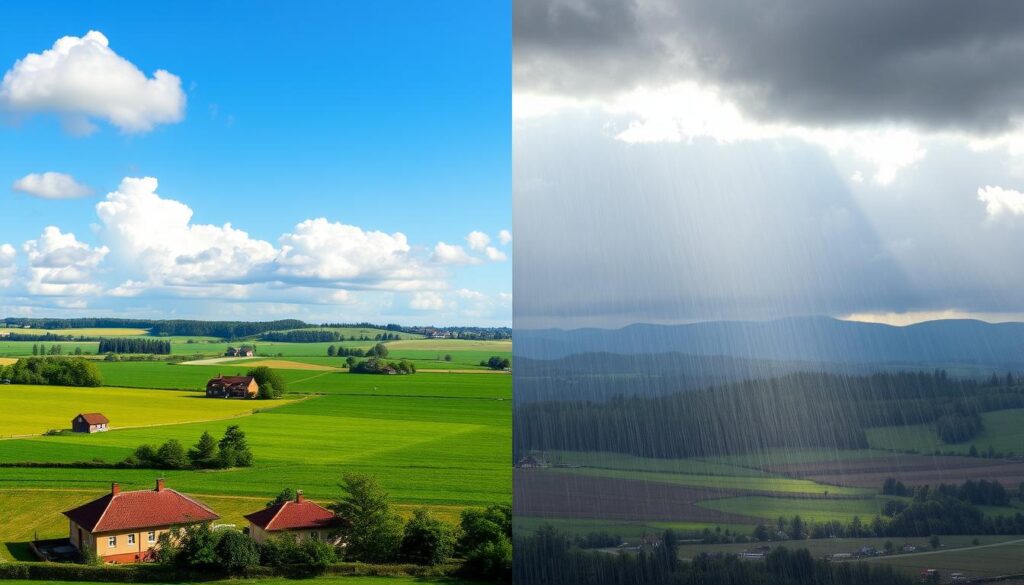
244;499;341;532
64;487;219;533
78;413;109;425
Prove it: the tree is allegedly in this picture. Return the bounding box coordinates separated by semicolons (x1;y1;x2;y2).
218;425;254;468
331;472;403;563
327;345;337;357
156;439;188;469
366;343;389;358
444;354;453;362
267;487;296;507
458;504;511;580
247;366;286;399
930;535;941;549
188;431;218;469
159;523;220;569
215;529;260;573
345;356;356;368
257;383;276;400
483;356;511;370
400;508;455;565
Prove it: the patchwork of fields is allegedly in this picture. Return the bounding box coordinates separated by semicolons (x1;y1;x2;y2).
0;330;511;562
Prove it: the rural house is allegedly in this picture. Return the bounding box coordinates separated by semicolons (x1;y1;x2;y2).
224;346;255;357
71;413;109;433
205;375;259;399
63;480;219;564
243;490;343;544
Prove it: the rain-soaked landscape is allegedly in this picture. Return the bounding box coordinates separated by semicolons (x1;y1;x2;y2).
513;1;1024;583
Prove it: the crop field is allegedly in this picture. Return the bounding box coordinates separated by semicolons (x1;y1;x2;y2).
696;495;894;524
551;467;869;496
867;408;1024;455
870;538;1024;579
513;515;755;541
90;361;512;399
0;384;289;436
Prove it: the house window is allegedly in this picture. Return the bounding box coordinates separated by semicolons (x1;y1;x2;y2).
147;531;156;543
127;534;136;545
108;536;117;548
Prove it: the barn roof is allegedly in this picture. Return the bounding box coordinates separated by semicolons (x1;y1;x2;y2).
244;494;341;532
64;482;219;533
76;413;109;425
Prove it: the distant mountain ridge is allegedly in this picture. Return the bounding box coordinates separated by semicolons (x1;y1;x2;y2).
515;316;1024;366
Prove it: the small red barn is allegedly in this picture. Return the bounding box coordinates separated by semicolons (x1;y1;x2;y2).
72;413;109;433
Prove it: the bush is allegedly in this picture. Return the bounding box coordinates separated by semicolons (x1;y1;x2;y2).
399;509;456;565
332;473;403;563
215;530;261;573
248;366;286;398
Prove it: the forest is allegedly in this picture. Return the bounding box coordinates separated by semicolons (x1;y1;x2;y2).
99;338;172;354
515;370;1024;458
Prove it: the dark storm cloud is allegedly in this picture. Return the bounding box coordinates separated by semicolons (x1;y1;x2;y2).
515;0;1024;133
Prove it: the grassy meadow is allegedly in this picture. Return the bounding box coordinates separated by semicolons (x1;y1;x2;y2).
0;328;511;562
866;408;1024;455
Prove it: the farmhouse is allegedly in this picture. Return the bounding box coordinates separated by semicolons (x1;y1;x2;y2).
243;490;342;544
63;480;219;563
205;374;259;398
225;346;255;357
71;413;109;433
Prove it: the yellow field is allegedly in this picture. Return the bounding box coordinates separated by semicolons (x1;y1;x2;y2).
241;359;341;371
0;357;17;365
0;327;150;337
0;385;290;437
386;339;512;351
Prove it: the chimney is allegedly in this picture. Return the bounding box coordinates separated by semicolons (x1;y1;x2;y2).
111;483;120;496
296;490;304;503
155;478;165;492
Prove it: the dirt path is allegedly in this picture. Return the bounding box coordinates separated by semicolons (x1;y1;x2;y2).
884;537;1024;560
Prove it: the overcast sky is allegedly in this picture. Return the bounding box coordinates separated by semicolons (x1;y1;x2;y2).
1;2;510;326
514;0;1024;328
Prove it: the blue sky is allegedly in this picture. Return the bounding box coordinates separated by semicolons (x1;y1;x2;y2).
0;1;510;325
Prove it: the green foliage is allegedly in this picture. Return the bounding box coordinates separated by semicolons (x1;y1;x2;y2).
399;508;456;565
217;425;254;467
99;338;171;354
267;487;296;507
0;357;102;386
159;523;220;569
332;472;403;563
366;343;390;358
458;504;511;580
258;533;336;572
482;356;511;370
214;529;261;573
155;439;188;470
247;366;286;398
187;431;218;469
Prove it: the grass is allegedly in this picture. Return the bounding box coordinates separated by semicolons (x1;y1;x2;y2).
706;448;894;469
870;538;1024;578
0;392;510;505
550;467;870;496
0;384;290;437
866;408;1024;455
545;451;768;477
696;495;891;524
512;516;753;541
90;362;512;399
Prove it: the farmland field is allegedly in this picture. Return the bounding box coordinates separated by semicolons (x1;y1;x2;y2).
0;578;482;585
0;327;150;337
866;408;1024;455
0;385;289;436
0;345;511;563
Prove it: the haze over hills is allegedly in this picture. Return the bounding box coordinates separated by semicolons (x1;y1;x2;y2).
515;316;1024;366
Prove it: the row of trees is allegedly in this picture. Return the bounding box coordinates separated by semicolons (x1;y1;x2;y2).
481;356;511;370
349;357;416;375
516;370;1024;459
150;474;510;580
883;477;1010;507
98;338;172;354
31;343;85;356
515;526;912;585
122;426;254;470
149;319;306;339
0;357;101;386
935;412;984;443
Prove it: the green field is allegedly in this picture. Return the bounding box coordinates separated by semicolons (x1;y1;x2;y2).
867;408;1024;455
546;451;767;477
550;467;869;496
0;385;290;437
512;516;754;541
696;495;895;524
0;327;151;337
0;578;481;585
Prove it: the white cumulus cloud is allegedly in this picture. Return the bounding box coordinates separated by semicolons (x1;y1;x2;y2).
0;30;185;134
978;185;1024;217
0;244;16;287
485;246;507;262
12;172;93;199
23;226;108;296
409;291;445;310
499;230;512;245
466;230;491;251
432;241;480;265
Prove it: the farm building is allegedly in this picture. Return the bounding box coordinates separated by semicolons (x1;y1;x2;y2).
63;479;219;564
243;490;343;544
71;413;109;433
205;375;259;398
224;346;255;357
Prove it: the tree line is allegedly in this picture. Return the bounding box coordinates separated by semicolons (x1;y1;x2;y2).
122;426;254;470
149;319;307;339
515;370;1024;459
514;526;913;585
147;473;510;581
99;338;172;354
0;357;101;386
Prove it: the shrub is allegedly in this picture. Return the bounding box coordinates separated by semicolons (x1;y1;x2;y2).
399;509;456;565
